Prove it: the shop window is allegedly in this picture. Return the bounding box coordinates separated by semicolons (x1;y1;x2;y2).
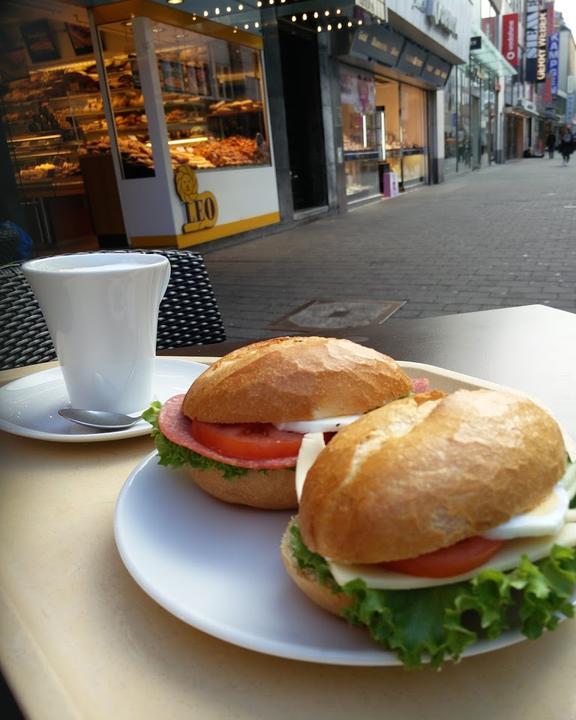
444;69;458;174
94;19;269;179
153;21;269;171
400;84;427;187
340;67;380;201
375;79;401;180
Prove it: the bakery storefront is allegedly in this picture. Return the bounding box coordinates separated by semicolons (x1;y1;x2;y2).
0;0;279;252
338;24;450;203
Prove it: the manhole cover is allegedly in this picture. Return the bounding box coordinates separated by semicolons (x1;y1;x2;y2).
267;299;405;331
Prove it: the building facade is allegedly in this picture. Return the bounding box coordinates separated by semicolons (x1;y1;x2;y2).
1;0;574;254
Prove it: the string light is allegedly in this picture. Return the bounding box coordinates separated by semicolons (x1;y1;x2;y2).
203;10;209;16
257;1;262;6
254;21;260;27
302;12;307;20
317;25;322;32
358;19;363;24
336;8;341;14
324;10;329;16
167;0;183;4
313;11;318;17
327;23;332;30
291;14;296;21
337;22;342;28
215;7;220;15
347;20;352;26
238;3;244;8
226;6;232;11
244;23;249;28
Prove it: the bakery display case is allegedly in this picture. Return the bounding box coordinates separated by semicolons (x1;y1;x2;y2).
152;20;270;171
1;63;106;193
86;2;279;249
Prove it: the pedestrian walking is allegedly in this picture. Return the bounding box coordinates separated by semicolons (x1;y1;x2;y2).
545;131;556;159
559;127;573;165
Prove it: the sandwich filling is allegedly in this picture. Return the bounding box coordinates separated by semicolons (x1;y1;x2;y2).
289;431;576;667
144;377;432;480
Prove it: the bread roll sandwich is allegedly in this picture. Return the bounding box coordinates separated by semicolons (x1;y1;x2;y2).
144;336;415;509
282;389;576;667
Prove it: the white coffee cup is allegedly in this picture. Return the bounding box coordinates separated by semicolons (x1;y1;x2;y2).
22;253;171;413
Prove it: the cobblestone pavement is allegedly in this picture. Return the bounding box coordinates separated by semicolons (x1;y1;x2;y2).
201;157;576;340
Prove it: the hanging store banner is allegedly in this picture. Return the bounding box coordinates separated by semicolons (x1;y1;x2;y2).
481;16;497;44
396;41;427;78
501;13;519;67
349;25;404;68
543;2;556;103
536;6;548;82
525;0;540;82
547;31;560;96
420;53;451;86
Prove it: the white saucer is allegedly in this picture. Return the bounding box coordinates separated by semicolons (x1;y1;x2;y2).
0;358;207;443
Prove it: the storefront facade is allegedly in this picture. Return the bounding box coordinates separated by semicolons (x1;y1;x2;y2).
0;0;280;251
339;63;432;202
1;0;475;253
331;2;471;205
444;58;500;174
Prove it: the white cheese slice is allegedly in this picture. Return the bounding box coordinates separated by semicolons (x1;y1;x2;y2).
276;415;362;434
328;523;576;591
483;485;569;540
295;432;325;501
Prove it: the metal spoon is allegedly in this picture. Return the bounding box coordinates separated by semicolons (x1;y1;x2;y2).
58;408;145;431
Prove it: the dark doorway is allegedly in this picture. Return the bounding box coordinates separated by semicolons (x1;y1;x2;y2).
278;21;328;211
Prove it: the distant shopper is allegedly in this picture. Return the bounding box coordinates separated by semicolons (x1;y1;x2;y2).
545;132;556;159
559;128;573;165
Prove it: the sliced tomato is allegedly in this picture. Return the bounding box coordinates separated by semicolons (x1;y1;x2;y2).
190;420;303;461
380;536;505;578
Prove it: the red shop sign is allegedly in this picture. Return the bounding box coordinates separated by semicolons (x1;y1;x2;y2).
501;13;519;67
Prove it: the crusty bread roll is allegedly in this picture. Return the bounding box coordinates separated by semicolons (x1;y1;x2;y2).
187;466;297;509
280;520;351;615
182;336;412;424
298;389;566;564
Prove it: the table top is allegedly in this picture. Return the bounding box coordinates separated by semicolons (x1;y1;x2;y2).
2;304;576;720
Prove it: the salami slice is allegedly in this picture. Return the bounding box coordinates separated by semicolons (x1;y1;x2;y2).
158;395;298;469
411;377;430;394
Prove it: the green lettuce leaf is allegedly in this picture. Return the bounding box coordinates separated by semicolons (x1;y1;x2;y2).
142;401;249;481
289;524;576;669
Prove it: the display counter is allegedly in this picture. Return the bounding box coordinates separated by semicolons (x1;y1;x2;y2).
91;0;280;247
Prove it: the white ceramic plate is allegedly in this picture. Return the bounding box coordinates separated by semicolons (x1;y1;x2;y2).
114;361;575;664
0;358;207;443
115;451;530;666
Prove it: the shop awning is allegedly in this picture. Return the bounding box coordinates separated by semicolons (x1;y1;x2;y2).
470;27;517;78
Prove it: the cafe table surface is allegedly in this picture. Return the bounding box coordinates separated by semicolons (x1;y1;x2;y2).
1;304;576;720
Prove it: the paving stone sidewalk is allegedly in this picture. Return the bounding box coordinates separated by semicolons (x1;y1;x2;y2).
200;157;576;340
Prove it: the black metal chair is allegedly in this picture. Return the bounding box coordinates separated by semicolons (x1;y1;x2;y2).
0;249;226;371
